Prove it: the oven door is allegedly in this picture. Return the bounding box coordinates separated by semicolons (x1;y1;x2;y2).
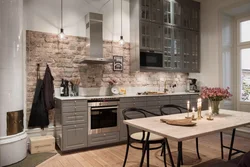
88;105;119;134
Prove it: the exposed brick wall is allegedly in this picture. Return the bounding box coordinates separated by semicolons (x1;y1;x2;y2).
26;30;188;124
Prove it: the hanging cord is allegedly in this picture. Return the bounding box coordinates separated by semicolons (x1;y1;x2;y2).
121;0;123;36
61;0;63;30
36;64;41;80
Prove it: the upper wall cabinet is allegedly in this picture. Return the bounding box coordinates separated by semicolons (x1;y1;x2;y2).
130;0;200;73
140;0;163;24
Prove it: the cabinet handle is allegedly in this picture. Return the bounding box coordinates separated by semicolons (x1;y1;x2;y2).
74;101;76;103
75;125;76;128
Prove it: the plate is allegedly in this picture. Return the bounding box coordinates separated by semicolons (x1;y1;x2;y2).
111;86;119;95
160;118;196;126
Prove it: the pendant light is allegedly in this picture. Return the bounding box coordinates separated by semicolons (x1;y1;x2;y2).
58;0;65;40
119;0;124;45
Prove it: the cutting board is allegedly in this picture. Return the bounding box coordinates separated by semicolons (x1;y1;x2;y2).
160;118;196;126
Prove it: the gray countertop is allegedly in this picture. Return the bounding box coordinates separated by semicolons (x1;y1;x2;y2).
54;92;200;100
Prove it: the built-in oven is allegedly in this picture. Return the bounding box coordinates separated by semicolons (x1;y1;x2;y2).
140;51;163;68
88;98;119;134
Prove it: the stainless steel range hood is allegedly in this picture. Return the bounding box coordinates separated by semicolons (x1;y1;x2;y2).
80;13;113;64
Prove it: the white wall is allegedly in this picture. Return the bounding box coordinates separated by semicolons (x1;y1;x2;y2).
24;0;130;42
190;0;249;88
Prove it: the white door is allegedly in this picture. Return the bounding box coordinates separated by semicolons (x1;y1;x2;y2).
236;16;250;111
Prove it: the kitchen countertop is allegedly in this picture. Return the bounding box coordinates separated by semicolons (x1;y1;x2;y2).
54;92;200;100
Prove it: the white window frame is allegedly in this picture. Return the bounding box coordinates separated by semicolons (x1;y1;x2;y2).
237;16;250;105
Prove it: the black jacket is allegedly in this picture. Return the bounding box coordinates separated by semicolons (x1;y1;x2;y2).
28;79;49;129
43;65;55;110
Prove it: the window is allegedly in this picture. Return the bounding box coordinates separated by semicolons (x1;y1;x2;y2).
241;48;250;101
240;20;250;43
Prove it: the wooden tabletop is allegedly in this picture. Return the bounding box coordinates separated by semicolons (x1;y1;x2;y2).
123;109;250;142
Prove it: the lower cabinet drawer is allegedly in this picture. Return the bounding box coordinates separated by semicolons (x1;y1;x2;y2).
62;124;87;151
62;112;87;125
119;101;147;109
88;132;119;147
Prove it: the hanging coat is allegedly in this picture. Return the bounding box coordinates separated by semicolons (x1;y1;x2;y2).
28;79;49;129
43;64;55;110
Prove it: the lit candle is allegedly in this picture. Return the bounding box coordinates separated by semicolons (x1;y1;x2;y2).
187;101;190;110
192;107;195;118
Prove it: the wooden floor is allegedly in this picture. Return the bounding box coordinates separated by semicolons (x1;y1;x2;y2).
38;133;250;167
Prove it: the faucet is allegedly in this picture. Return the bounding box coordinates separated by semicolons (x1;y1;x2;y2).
164;80;168;93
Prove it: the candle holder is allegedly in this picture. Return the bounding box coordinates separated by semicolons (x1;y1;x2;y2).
185;109;192;119
197;107;202;120
197;98;202;120
207;107;214;120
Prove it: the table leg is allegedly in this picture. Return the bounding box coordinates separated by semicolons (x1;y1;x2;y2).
220;132;224;159
228;128;236;161
177;141;183;167
139;132;150;167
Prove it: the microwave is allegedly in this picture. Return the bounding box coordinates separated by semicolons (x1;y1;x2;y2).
140;52;163;68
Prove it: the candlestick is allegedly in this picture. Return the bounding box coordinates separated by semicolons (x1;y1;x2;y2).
192;107;195;120
197;98;202;120
207;106;214;120
187;101;190;117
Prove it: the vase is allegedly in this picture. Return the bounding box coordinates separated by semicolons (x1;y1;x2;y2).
209;100;221;115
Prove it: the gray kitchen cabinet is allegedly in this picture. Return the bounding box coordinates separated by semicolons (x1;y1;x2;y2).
140;21;151;50
140;21;163;52
191;31;200;72
62;124;88;151
88;132;119;147
172;27;182;71
191;3;200;31
163;25;173;69
131;0;200;73
140;0;163;24
163;0;171;25
151;0;163;23
173;0;182;26
151;23;163;51
55;99;88;152
140;0;150;21
182;30;192;72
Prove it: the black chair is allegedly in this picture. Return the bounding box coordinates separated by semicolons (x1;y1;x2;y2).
160;104;201;165
122;107;172;167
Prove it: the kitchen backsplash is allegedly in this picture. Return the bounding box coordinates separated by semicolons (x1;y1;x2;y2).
26;30;188;121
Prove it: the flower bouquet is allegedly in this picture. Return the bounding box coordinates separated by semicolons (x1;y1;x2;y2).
201;87;232;114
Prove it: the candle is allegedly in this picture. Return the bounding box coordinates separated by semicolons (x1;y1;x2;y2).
187;101;190;117
187;101;190;110
192;107;195;117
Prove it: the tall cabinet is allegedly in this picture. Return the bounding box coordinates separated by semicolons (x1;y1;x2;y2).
130;0;200;72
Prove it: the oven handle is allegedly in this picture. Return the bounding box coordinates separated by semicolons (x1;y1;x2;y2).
91;106;118;110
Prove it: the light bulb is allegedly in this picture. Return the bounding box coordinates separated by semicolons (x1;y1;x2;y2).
119;36;124;45
58;28;65;40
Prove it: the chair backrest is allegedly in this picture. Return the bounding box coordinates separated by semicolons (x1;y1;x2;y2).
160;104;188;115
122;107;159;120
122;108;160;142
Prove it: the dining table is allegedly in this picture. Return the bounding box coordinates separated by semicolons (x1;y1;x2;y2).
123;109;250;167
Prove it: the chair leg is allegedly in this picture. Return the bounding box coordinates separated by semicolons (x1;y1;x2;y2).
165;139;174;167
160;146;164;156
147;143;150;167
220;132;224;159
163;141;167;167
196;137;201;159
123;139;130;167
